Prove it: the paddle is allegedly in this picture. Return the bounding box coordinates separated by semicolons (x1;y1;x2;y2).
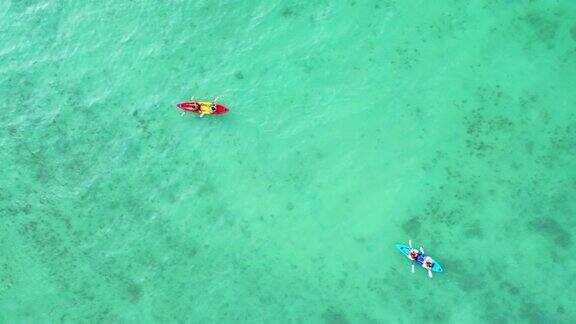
420;246;433;279
408;240;415;273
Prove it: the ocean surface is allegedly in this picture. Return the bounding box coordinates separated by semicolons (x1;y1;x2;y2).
1;0;576;322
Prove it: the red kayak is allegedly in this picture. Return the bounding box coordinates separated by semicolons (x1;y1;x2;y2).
176;101;229;115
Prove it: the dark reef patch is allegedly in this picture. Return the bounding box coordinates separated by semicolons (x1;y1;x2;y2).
281;7;297;18
520;302;550;323
322;308;349;324
456;274;486;292
464;222;483;238
402;216;422;237
529;217;572;247
126;282;142;304
523;12;560;45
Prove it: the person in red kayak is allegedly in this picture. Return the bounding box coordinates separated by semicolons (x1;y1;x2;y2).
192;96;218;117
209;96;219;113
188;101;201;112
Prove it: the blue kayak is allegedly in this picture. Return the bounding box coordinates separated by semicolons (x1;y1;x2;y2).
396;244;444;273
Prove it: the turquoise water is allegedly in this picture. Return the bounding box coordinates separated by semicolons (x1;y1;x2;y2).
1;0;576;322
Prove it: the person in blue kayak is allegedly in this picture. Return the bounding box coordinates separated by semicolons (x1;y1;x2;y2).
408;249;420;261
423;256;435;269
